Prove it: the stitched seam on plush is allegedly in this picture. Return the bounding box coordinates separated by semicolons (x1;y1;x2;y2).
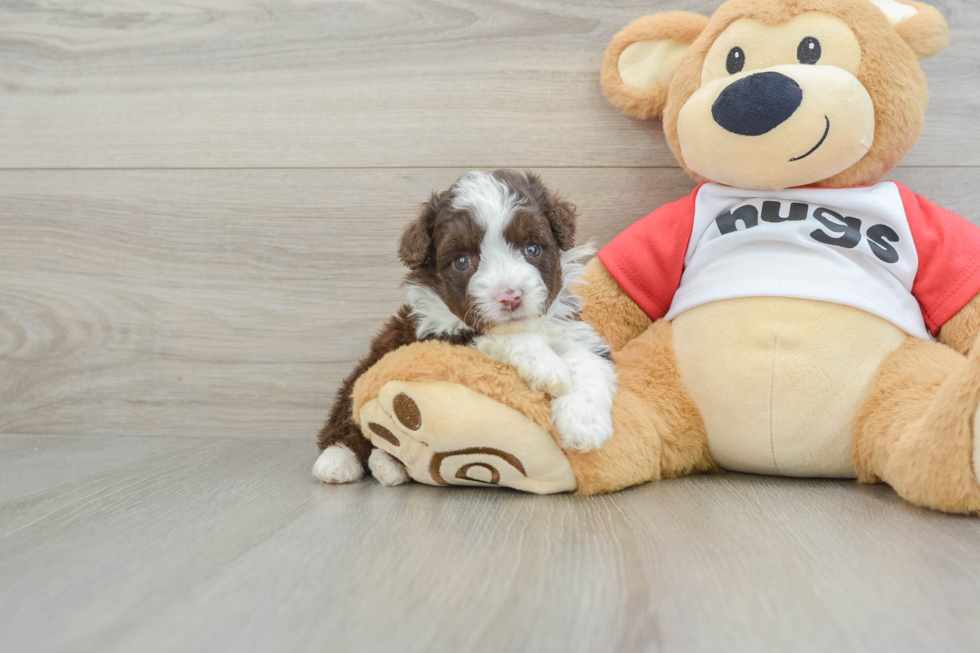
768;334;780;473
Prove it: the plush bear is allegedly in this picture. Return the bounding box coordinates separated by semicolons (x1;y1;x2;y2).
348;0;980;514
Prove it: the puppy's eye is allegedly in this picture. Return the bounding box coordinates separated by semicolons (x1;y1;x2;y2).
726;47;745;75
797;37;821;65
453;256;471;271
523;244;541;258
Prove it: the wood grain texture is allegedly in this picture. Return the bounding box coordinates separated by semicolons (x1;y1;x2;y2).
3;1;980;650
0;0;976;169
0;167;696;438
2;434;979;653
4;167;978;440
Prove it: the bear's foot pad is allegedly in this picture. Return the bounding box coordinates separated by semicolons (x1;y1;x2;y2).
358;380;576;494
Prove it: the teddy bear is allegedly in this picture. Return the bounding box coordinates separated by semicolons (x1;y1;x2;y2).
344;0;980;514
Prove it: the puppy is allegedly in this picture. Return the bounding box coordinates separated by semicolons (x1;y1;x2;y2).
314;170;617;486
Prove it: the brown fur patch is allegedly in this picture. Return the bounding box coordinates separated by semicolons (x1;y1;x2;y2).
492;170;579;250
853;335;980;514
502;209;564;307
317;305;471;469
574;258;653;352
406;207;485;330
399;192;444;270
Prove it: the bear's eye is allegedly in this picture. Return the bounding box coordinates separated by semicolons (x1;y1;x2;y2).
726;47;746;75
797;37;821;65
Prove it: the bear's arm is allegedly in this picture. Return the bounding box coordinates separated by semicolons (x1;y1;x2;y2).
939;294;980;356
582;189;700;352
575;257;653;351
898;183;980;352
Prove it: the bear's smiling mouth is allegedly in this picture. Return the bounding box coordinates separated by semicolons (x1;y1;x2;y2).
789;116;831;162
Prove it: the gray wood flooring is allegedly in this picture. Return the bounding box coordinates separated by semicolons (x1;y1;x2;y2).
3;0;980;651
3;434;980;653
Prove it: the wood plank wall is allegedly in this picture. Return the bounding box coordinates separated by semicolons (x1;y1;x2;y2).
2;0;978;440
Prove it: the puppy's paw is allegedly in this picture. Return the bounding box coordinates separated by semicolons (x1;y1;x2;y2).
368;448;410;487
522;357;572;396
475;334;570;396
312;445;364;484
550;394;614;452
474;335;504;359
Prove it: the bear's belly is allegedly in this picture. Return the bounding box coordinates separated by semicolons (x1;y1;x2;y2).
671;297;909;477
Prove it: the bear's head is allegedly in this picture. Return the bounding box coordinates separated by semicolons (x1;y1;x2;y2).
602;0;949;191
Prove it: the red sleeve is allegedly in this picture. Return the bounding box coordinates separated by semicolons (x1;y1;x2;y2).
898;183;980;336
597;186;701;321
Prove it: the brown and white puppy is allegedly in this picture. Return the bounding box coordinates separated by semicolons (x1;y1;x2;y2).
314;170;617;486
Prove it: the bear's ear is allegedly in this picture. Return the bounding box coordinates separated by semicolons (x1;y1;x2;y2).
872;0;950;59
601;11;710;120
542;191;578;252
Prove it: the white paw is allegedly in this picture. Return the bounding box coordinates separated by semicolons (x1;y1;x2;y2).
369;448;410;487
475;334;570;396
312;445;364;484
521;356;571;396
550;394;614;452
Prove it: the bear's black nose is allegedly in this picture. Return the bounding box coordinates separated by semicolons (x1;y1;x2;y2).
711;72;803;136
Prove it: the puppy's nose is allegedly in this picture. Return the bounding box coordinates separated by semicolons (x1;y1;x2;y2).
712;71;803;136
495;289;523;311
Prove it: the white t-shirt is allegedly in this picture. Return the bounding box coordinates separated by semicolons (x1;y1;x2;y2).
665;183;926;338
598;182;980;340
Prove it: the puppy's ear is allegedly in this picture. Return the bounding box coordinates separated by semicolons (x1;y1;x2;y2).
527;173;577;251
874;0;950;60
546;194;577;251
398;192;439;270
602;11;709;120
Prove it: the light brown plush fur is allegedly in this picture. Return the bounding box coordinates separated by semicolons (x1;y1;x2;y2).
895;0;952;59
352;310;715;497
853;335;980;514
353;340;556;442
940;294;980;357
603;0;947;189
601;12;711;120
344;0;980;511
569;319;716;495
574;258;652;352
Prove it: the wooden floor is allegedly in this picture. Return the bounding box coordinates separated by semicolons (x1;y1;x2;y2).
2;1;980;651
4;434;980;653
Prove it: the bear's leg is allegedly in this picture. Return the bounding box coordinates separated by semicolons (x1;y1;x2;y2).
569;320;715;494
352;321;714;495
853;336;980;514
